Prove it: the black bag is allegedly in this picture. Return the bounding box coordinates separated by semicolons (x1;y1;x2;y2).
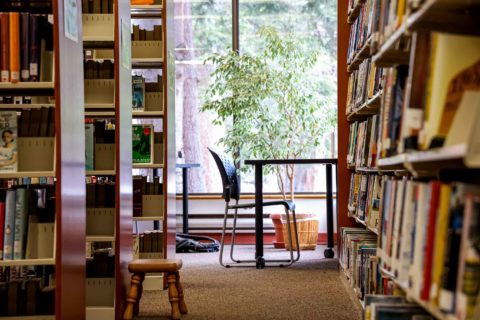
176;233;220;253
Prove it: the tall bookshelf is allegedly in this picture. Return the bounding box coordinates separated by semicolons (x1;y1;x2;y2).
82;0;133;319
339;0;480;319
130;0;176;291
0;0;86;319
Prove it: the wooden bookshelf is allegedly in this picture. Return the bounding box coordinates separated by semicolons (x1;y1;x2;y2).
347;36;372;73
347;0;366;24
340;1;480;319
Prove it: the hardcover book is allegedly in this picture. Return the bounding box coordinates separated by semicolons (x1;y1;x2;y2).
0;111;18;172
132;124;153;164
132;75;145;111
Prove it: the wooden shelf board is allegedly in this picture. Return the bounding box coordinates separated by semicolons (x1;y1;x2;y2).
86;170;116;176
85;111;115;118
0;104;55;109
377;154;407;169
133;163;164;169
347;0;366;24
355;167;379;174
86;236;115;242
0;82;54;89
407;0;480;36
379;266;395;279
133;216;164;221
347;36;372;73
85;103;115;110
372;24;410;67
347;91;382;121
0;171;55;179
354;216;367;227
83;36;114;42
132;111;164;118
0;258;55;267
407;144;466;164
0;316;55;320
367;226;379;235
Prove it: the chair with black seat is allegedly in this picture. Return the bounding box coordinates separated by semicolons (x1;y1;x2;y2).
208;148;300;267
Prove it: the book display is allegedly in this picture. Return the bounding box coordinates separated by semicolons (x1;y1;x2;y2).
130;0;175;292
0;0;86;318
82;0;133;319
339;1;480;319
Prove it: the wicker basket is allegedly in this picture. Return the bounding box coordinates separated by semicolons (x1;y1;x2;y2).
281;214;319;251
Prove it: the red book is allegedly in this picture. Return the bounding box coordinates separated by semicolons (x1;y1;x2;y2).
0;197;5;259
0;13;10;82
420;181;441;301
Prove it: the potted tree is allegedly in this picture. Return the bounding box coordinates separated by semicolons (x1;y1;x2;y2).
201;27;336;248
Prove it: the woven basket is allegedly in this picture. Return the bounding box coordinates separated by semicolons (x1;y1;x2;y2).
281;214;319;251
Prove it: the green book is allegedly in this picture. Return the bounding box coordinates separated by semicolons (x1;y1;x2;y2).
132;124;153;164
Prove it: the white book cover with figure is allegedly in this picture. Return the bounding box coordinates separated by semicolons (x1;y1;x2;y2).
0;111;18;172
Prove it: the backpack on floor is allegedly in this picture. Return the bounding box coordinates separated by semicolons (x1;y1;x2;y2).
176;233;220;253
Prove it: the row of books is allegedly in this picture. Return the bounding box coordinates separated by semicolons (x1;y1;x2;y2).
0;1;52;12
0;12;53;83
82;0;114;14
378;178;480;319
133;175;163;217
19;107;55;137
347;0;375;64
84;59;114;80
364;295;433;320
0;186;55;261
86;181;116;208
137;231;163;254
347;115;379;168
0;96;51;104
348;173;381;231
346;59;382;114
132;25;163;41
0;177;55;189
0;265;55;317
86;244;114;278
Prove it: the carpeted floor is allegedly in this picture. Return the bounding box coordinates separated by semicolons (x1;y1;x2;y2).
136;245;362;320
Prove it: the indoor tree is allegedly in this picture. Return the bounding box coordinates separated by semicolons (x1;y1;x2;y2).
201;27;336;200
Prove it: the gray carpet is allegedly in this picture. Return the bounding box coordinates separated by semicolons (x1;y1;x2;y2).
136;245;362;320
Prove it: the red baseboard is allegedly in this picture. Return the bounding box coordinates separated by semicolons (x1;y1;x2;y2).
188;232;337;245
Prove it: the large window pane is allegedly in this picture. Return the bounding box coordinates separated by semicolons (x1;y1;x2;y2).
174;0;232;193
239;0;338;194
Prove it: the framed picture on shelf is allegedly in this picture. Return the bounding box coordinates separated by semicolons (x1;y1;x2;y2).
132;124;153;164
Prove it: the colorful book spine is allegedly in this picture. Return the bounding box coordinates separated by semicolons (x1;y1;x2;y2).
20;12;30;81
3;189;16;260
0;13;10;82
13;188;28;260
9;12;20;83
29;13;39;81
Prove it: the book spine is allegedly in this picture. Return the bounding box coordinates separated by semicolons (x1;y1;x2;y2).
0;199;5;259
13;188;28;260
20;12;29;82
3;190;16;260
9;12;20;83
28;14;39;82
0;13;10;82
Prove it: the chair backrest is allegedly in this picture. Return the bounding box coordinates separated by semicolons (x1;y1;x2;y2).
208;148;240;202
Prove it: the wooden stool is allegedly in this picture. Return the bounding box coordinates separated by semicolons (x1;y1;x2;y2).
123;259;188;320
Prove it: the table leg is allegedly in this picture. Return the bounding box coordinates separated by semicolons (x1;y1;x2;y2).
254;164;265;269
182;167;189;234
324;164;335;258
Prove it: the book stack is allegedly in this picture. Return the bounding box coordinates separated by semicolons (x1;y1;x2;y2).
133;231;163;259
131;24;163;42
0;265;55;317
347;173;381;231
82;0;114;14
364;295;432;319
346;59;383;114
378;179;480;319
0;185;55;261
86;242;114;278
0;1;52;12
85;119;116;171
86;178;116;209
84;59;115;79
347;116;380;168
0;12;53;83
132;175;163;217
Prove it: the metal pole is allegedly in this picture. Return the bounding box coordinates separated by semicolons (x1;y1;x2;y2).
232;0;239;53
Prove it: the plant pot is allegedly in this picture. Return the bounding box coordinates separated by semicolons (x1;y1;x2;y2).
281;213;319;251
270;214;286;249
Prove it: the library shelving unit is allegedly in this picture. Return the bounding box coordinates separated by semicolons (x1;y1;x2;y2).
130;0;176;291
82;0;133;319
0;0;86;319
339;0;480;319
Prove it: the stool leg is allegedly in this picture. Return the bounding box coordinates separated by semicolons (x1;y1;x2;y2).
133;273;145;316
167;272;181;320
123;272;144;320
175;272;188;314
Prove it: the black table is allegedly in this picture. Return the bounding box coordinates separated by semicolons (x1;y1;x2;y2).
176;163;200;234
244;159;338;269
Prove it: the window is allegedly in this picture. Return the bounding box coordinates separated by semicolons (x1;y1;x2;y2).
175;0;337;194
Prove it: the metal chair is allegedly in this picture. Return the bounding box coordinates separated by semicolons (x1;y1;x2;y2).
208;148;300;267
